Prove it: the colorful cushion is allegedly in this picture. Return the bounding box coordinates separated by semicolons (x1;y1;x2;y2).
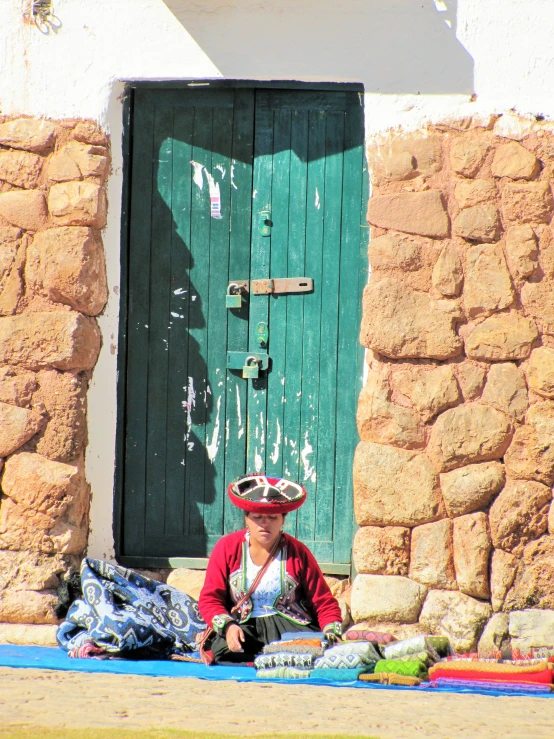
262;643;325;656
374;659;428;679
426;636;451;657
395;650;430;666
256;667;311;679
314;641;381;670
254;652;315;670
383;636;440;664
428;660;553;685
310;667;370;682
344;629;396;645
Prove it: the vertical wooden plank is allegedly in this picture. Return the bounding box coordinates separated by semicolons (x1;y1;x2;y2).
164;106;194;537
246;92;273;474
224;89;255;535
202;105;234;537
184;106;213;539
264;109;291;480
123;91;155;556
314;111;345;549
333;95;366;562
296;109;326;542
282;109;309;538
145;104;174;538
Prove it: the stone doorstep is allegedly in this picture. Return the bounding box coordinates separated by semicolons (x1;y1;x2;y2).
0;623;58;646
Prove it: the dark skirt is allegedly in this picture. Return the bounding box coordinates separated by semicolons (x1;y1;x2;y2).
209;614;320;664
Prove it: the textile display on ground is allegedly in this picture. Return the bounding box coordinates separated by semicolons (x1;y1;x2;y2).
310;667;372;682
343;629;396;645
2;646;554;696
262;643;325;656
360;672;421;687
254;652;315;670
313;641;381;670
56;559;205;657
429;660;553;685
374;659;429;679
255;666;312;679
383;636;440;664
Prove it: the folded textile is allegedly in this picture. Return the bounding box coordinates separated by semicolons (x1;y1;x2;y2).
276;638;323;648
254;652;315;670
395;651;430;666
429;660;553;685
310;667;370;682
262;643;325;656
427;636;451;657
383;636;440;664
360;672;421;687
256;667;312;679
314;641;381;670
374;659;428;679
281;632;325;641
430;677;553;694
343;629;396;645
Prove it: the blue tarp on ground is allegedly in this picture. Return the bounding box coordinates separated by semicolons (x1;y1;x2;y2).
0;645;553;698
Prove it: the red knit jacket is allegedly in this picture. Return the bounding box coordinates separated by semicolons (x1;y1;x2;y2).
198;530;342;631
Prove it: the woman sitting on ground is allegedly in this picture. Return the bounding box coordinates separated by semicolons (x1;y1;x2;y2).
198;475;342;664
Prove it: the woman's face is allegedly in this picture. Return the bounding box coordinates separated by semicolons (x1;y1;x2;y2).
245;512;285;548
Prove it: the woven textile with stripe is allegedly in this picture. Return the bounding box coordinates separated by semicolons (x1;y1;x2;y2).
374;659;428;679
254;652;315;670
314;641;381;670
429;659;553;685
344;629;396;645
262;643;325;656
256;666;312;679
310;667;371;681
383;636;440;664
57;558;206;657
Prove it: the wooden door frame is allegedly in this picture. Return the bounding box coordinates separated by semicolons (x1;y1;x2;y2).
114;80;367;575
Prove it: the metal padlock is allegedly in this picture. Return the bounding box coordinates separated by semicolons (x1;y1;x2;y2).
226;283;242;309
242;356;260;379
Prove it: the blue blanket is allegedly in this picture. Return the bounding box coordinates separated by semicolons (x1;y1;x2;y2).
56;558;206;657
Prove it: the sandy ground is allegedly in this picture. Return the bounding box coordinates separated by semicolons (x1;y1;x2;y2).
1;668;554;738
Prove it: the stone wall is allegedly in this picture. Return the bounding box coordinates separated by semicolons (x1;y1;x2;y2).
0;117;108;632
353;113;554;652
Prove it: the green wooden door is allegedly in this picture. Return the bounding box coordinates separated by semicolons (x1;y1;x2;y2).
118;85;367;573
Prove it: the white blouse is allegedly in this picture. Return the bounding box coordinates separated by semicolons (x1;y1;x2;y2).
245;543;282;618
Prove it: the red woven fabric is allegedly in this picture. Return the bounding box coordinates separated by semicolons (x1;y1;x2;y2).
429;665;553;685
344;630;396;645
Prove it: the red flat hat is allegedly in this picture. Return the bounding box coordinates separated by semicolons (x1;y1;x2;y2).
227;475;307;514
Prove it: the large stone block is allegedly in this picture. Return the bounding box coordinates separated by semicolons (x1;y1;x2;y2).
502;181;553;224
48;181;107;228
0;118;56;152
427;403;512;472
504;536;554;611
0;190;47;231
356;372;424;449
454;179;497;209
351;574;427;624
366;191;449;238
526;347;554;398
432;243;463;297
0;623;58;646
409;519;457;590
48;141;109;182
380;135;442;181
0;234;25;316
166;569;206;601
453;204;501;243
0;312;101;371
504;401;554;486
463;244;514;318
368;233;422;271
391;365;460;422
26;226;108;316
0;550;66;591
360;278;463;360
0;150;43;189
0;589;59;624
520;279;554;335
30;370;87;463
481;362;528;422
419;590;492;653
509;609;554;651
465;312;538;361
489;479;551;556
353;526;410;576
354;442;443;527
491;549;519;612
454;361;487;401
71;121;108;147
450;138;490;178
504;225;538;279
440;461;505;517
0;401;44;457
453;512;491;599
478;613;509;655
491;142;540;180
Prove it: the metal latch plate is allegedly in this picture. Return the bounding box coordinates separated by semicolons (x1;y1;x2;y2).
251;277;313;295
226;351;269;371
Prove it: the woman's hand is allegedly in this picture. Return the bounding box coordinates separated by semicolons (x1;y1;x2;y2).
225;623;245;652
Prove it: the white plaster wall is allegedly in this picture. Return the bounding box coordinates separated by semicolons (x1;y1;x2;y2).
1;0;554;559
